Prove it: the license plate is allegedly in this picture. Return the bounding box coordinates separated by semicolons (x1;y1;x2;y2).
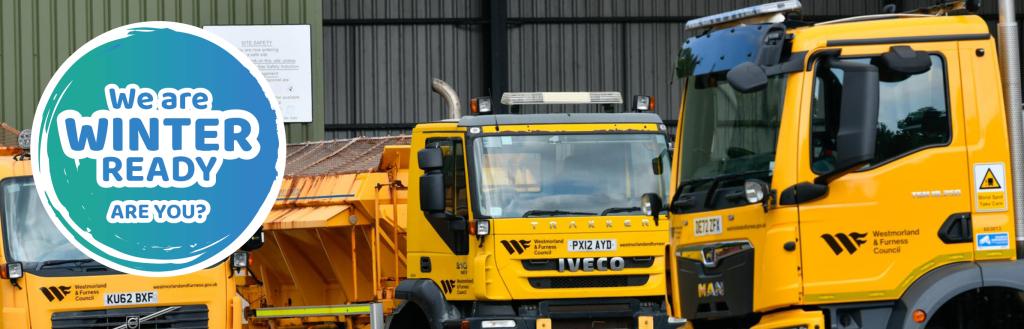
104;291;158;306
567;239;617;252
694;216;722;237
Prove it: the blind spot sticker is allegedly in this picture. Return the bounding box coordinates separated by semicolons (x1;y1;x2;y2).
973;163;1007;212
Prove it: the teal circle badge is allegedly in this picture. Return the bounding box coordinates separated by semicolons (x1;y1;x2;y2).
31;22;285;276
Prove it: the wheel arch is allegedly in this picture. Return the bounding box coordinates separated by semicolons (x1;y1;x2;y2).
388;278;461;329
887;261;982;329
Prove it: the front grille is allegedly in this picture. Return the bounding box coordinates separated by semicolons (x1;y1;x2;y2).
529;275;648;289
52;305;208;329
522;256;656;271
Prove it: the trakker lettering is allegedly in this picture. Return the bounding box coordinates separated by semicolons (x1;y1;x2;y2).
557;257;626;272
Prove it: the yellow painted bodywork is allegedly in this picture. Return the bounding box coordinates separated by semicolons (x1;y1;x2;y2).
669;14;1015;325
246;119;671;327
406;121;671;302
0;156;239;329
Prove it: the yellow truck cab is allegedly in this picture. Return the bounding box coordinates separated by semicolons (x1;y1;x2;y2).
0;144;241;328
665;1;1024;328
390;92;673;328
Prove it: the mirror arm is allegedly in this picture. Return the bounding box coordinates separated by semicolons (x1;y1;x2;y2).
763;51;807;76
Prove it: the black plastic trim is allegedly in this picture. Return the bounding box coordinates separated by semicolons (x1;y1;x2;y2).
521;256;655;271
392;279;461;329
826;33;990;47
938;213;973;244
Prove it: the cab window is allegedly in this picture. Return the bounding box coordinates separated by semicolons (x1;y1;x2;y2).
424;137;469;255
811;54;950;173
426;138;468;219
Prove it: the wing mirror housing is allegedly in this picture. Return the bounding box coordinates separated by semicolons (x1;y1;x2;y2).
726;62;769;93
641;193;664;226
418;148;447;217
815;59;880;185
651;157;664;175
880;46;930;75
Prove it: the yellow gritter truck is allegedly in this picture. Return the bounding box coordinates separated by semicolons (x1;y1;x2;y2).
661;0;1024;328
233;88;676;328
0;128;242;329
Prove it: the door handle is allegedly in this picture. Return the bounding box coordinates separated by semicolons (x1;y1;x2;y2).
938;213;972;244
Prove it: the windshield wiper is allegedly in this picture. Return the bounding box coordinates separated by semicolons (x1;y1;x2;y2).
670;177;716;205
601;207;641;216
522;210;597;217
36;259;100;271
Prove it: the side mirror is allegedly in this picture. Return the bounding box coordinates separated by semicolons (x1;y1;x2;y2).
726;62;768;93
651;157;664;175
641;193;664;226
418;148;444;171
880;46;930;75
817;59;879;184
418;148;447;216
419;171;446;216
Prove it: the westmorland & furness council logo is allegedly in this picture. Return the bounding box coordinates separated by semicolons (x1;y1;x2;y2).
31;22;285;276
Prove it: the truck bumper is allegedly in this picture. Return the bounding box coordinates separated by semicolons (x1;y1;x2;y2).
458;314;670;329
453;298;672;329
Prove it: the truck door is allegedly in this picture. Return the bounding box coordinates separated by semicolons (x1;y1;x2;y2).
417;136;475;299
796;42;974;304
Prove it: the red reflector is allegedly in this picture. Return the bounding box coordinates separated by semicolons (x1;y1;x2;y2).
913;309;927;323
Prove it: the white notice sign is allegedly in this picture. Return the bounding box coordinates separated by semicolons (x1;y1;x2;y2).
204;25;313;123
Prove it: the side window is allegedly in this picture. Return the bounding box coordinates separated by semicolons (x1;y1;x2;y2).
426;138;469;219
811;55;950;173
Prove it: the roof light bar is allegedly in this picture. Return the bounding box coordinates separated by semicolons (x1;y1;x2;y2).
500;92;623;106
685;0;802;31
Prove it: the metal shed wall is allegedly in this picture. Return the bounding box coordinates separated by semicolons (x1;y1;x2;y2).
321;0;1024;139
0;0;324;142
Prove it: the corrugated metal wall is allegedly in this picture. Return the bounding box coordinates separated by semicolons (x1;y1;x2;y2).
321;0;1024;138
4;1;1024;141
0;0;324;142
322;0;486;139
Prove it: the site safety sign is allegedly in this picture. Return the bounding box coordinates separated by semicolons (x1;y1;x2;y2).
31;22;285;276
973;163;1007;212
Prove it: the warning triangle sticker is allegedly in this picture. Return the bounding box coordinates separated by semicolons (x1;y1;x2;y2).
980;169;1002;190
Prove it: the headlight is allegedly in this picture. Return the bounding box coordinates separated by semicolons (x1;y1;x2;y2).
744;179;767;204
231;251;249;269
476;219;491;236
4;262;23;279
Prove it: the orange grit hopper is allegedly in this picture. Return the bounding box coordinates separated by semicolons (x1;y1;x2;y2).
233;136;410;329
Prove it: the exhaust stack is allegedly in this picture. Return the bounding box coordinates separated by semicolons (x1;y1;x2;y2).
997;0;1024;258
432;79;461;120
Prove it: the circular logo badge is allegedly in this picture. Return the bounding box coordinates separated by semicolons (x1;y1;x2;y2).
31;22;284;276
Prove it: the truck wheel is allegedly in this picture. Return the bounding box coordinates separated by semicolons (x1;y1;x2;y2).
926;287;1024;329
387;302;430;329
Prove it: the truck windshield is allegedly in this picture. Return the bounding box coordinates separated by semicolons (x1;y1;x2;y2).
472;133;670;218
676;75;785;192
1;177;92;265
